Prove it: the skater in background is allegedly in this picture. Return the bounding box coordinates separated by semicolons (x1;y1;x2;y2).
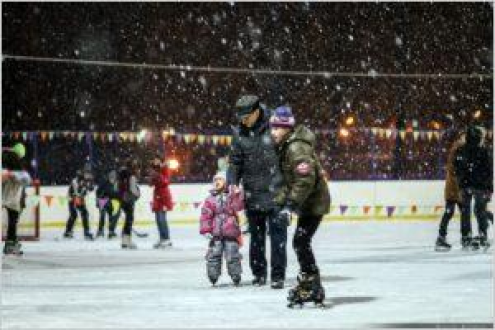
228;95;287;289
269;106;331;307
454;125;493;250
149;156;174;249
63;169;95;240
200;170;244;286
118;160;141;249
435;133;465;251
96;170;121;239
2;143;32;255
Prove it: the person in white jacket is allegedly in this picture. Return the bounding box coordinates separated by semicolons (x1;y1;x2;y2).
2;143;32;255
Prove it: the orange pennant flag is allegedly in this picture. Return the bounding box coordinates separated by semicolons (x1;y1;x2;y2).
45;195;54;207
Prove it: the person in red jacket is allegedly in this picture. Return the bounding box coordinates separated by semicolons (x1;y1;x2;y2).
150;157;174;249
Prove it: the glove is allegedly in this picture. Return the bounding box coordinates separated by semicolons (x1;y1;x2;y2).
276;208;292;227
203;233;213;240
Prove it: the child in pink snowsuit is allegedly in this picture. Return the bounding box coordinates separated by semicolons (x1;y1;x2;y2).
200;171;244;286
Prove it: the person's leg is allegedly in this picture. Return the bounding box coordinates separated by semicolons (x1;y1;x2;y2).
155;211;170;240
473;191;489;238
97;206;106;236
460;190;473;244
4;208;22;255
268;210;287;283
225;240;242;285
108;205;120;237
5;208;19;242
79;205;92;239
64;201;78;236
206;239;223;284
438;200;456;238
248;211;267;283
121;203;137;249
293;214;322;276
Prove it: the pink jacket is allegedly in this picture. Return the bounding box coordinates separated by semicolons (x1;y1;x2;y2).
199;188;244;239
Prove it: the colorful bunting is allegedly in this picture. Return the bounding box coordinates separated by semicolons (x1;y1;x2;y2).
386;206;396;217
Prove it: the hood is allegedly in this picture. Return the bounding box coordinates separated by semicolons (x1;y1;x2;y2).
285;125;316;148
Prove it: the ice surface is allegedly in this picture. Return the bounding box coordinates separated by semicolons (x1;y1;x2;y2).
2;221;492;328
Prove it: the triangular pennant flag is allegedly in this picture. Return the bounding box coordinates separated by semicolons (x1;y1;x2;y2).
434;205;443;213
399;130;406;140
386;206;396;217
371;127;378;137
198;135;206;145
375;205;384;216
226;136;233;145
98;198;109;209
193;202;202;209
487;131;493;139
48;131;54;140
427;131;433;141
433;131;439;140
45;195;54;207
363;205;372;215
92;132;99;140
162;131;169;141
411;205;418;214
339;205;348;216
58;196;67;206
212;135;220;145
21;132;27;141
111;199;121;216
413;131;420;141
395;206;406;215
77;132;85;141
41;131;48;141
385;129;393;139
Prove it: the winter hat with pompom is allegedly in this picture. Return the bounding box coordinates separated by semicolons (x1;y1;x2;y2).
269;106;295;128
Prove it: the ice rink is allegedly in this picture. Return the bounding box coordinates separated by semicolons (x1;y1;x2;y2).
2;220;493;329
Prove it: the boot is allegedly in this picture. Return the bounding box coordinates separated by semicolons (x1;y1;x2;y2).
3;240;23;256
435;236;451;252
271;279;284;289
63;231;74;239
84;233;95;241
108;232;117;239
153;239;172;249
96;230;104;238
121;235;137;249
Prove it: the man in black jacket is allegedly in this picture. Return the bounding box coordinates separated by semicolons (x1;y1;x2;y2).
228;95;287;289
454;125;493;250
96;170;121;239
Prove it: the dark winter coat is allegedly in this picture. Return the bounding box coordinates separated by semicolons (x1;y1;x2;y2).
274;125;331;216
454;130;493;193
118;167;141;204
444;139;463;202
150;166;174;212
96;178;119;200
228;108;284;212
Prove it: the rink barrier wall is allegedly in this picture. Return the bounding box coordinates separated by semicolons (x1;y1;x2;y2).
29;181;492;228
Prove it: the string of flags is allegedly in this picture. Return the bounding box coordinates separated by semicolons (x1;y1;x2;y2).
5;128;491;146
27;194;449;217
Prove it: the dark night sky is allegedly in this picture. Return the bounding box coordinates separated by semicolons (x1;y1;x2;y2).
2;2;493;131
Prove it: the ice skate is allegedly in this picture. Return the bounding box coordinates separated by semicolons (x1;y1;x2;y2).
84;233;95;241
153;239;172;249
479;235;491;251
232;275;241;286
63;231;74;239
3;240;23;256
271;280;284;289
287;272;325;308
96;230;104;238
252;276;266;286
121;235;137;250
108;232;117;239
461;236;473;251
435;236;451;252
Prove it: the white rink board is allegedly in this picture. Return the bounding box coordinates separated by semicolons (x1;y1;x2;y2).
37;181;493;225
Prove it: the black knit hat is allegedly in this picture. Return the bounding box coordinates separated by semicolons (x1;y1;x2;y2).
235;95;260;121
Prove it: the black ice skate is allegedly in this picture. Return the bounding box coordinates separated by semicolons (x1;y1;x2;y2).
435;236;451;252
271;280;284;289
63;231;74;239
461;236;473;251
470;236;481;251
3;240;23;256
479;235;491;251
252;276;266;286
84;233;95;241
287;272;325;308
232;275;241;287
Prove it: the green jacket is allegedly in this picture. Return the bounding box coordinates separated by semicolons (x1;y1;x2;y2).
274;125;331;216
